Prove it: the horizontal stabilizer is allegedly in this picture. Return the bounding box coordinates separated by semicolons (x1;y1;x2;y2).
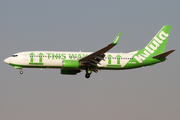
153;50;175;59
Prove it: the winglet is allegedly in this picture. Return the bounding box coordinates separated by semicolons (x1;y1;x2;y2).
111;33;121;45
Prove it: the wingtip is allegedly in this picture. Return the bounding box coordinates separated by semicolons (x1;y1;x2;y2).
111;32;121;45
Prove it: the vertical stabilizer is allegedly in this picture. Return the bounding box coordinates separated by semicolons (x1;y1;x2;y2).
134;25;171;63
145;25;171;56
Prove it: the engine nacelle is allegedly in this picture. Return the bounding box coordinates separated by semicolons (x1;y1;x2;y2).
61;69;80;75
62;60;79;69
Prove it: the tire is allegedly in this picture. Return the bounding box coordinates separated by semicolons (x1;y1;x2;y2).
20;71;23;74
85;73;90;78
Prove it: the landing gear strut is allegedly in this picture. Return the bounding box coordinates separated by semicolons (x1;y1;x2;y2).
85;67;92;79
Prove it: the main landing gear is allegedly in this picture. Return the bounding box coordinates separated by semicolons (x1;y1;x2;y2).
85;68;92;79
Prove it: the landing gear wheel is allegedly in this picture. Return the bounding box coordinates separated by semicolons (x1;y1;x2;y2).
20;70;23;74
85;67;92;78
85;73;90;78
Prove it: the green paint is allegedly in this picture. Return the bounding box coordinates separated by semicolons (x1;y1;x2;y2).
77;54;81;59
69;54;77;59
10;63;59;68
29;53;35;62
46;53;51;59
107;65;121;67
52;53;55;59
111;33;121;45
133;25;171;64
107;54;113;64
29;63;44;65
88;70;91;74
61;53;66;60
51;53;60;59
38;53;44;62
62;60;79;68
57;54;61;59
14;66;22;69
116;55;121;64
145;25;171;56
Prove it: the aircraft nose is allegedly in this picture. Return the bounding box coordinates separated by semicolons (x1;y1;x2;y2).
4;58;10;64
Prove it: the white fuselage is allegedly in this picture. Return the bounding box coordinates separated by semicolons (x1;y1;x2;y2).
4;51;138;69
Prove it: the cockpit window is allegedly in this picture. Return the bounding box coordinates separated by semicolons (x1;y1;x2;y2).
12;55;18;57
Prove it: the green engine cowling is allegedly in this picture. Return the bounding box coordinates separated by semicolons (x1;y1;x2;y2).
62;60;79;69
61;69;80;75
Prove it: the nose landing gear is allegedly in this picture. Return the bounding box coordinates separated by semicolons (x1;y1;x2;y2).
20;70;23;74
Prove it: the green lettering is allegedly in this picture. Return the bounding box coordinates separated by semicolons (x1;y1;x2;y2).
77;54;82;59
69;54;77;59
61;53;66;60
52;53;55;59
58;53;61;59
53;53;60;59
46;53;51;59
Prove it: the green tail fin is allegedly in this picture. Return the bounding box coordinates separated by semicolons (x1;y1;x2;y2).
145;25;171;56
134;25;171;63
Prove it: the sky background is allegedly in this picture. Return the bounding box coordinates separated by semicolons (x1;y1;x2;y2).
0;0;180;120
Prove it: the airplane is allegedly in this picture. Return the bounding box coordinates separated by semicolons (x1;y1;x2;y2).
4;25;175;78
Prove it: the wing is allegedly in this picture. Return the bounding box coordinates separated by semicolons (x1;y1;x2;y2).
79;33;121;71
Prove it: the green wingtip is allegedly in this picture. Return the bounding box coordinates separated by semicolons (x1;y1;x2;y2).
111;32;121;45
